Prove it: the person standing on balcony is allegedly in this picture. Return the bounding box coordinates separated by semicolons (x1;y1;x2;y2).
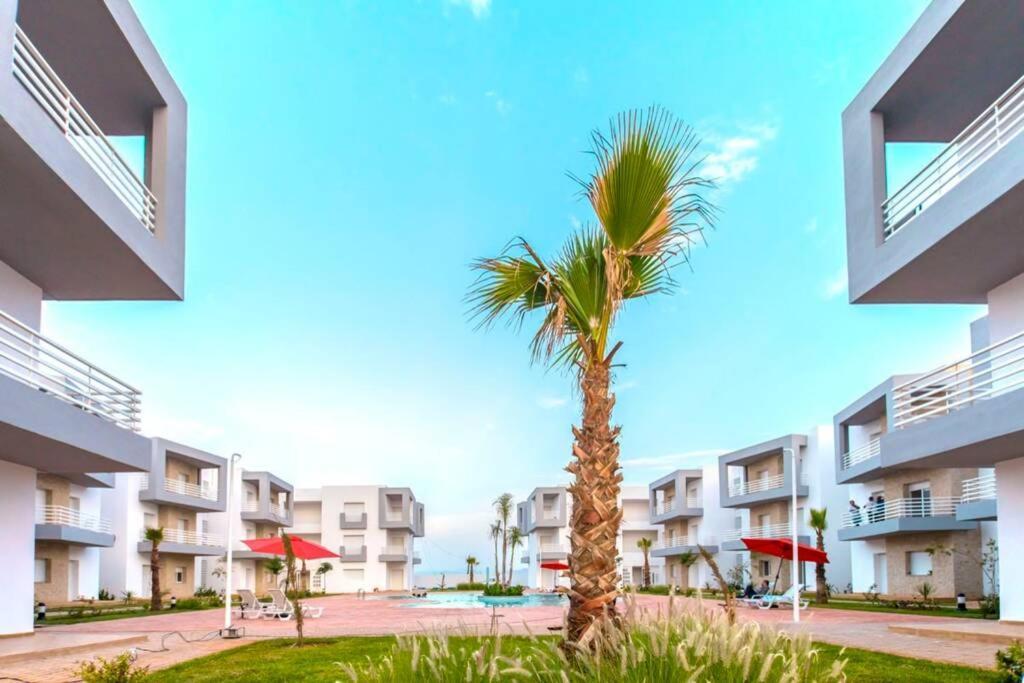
866;496;876;523
874;494;885;523
849;500;862;526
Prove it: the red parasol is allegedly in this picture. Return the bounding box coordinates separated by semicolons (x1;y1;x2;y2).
242;535;339;560
741;537;828;564
540;561;570;570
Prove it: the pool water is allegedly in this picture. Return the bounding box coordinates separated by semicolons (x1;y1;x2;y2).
401;591;567;609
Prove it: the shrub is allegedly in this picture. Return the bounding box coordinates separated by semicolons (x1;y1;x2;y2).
981;593;1000;619
193;586;218;598
638;585;673;596
338;598;846;682
75;652;148;682
97;588;114;601
482;583;524;597
996;641;1024;682
455;582;487;591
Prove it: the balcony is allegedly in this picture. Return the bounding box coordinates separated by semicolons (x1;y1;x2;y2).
726;471;808;502
958;473;997;522
720;523;809;551
239;471;293;526
141;474;216;501
35;505;114;547
882;331;1024;469
137;527;224;556
838;497;975;541
139;439;226;512
413;550;422;565
841;2;1024;304
651;536;718;558
339;544;367;563
339;512;368;530
537;543;569;560
840;438;880;473
378;545;409;563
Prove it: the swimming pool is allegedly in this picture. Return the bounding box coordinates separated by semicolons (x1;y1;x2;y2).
400;591;567;609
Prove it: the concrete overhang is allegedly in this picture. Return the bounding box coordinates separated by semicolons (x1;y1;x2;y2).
838;517;976;542
35;524;114;547
0;372;148;473
719;435;808;508
137;540;224;557
651;544;716;559
957;500;996;522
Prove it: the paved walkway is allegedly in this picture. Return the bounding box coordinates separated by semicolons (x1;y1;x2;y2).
0;594;1009;681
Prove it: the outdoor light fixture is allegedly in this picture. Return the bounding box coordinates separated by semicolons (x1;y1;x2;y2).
170;596;177;609
36;602;45;622
957;593;967;611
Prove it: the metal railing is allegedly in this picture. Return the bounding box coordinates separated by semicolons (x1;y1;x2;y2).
729;471;807;497
540;543;568;554
141;527;223;547
882;72;1024;239
961;473;997;504
140;474;218;501
241;500;259;513
271;503;287;519
12;25;158;233
0;309;141;431
840;496;959;529
36;505;112;533
721;522;793;542
655;536;714;550
840;438;881;470
892;329;1024;429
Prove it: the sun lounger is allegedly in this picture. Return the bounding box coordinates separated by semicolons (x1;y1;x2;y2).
739;585;809;610
265;588;295;620
234;589;265;620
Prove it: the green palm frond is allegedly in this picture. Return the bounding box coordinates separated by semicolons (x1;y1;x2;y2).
809;508;828;532
468;238;550;330
144;526;164;544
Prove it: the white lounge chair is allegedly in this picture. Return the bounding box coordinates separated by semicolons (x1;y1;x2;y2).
742;584;809;610
302;604;324;618
265;589;295;620
234;589;264;620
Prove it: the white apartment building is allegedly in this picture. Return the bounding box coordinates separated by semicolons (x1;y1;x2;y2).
100;439;226;600
839;0;1024;617
202;469;293;597
291;486;425;592
516;485;665;590
648;464;738;590
0;0;186;635
716;428;851;594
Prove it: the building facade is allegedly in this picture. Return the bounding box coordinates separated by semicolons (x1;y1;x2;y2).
840;0;1022;617
292;486;424;592
202;469;294;597
0;0;186;635
100;440;226;600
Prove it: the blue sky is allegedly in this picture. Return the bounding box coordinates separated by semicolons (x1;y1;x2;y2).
43;0;984;573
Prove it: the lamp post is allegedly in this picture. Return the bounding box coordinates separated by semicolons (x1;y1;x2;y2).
223;452;242;632
783;447;800;624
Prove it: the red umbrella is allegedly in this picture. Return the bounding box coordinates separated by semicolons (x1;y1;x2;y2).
741;537;828;564
540;561;570;570
242;535;339;560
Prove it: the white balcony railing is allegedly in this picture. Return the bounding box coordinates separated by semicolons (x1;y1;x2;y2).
961;473;997;504
12;25;158;233
241;500;259;513
728;471;807;498
140;474;218;502
381;545;408;556
36;505;112;534
840;438;881;471
892;330;1024;429
721;522;793;542
0;309;141;431
881;72;1024;239
271;503;287;519
539;543;568;554
141;527;223;547
840;496;959;529
655;536;715;550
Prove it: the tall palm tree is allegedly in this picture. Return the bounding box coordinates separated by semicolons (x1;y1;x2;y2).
507;527;524;586
636;537;653;588
808;508;829;604
489;520;502;585
465;555;478;584
143;526;164;611
493;493;514;584
470;107;715;643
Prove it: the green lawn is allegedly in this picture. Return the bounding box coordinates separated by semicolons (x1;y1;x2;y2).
145;636;998;682
39;603;219;627
813;600;988;620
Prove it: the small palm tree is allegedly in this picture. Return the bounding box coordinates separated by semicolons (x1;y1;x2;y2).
143;527;164;610
808;508;829;604
264;556;285;590
470;107;715;643
507;527;524;586
489;521;503;584
636;538;653;588
316;562;333;593
678;550;698;589
493;493;514;585
465;555;479;584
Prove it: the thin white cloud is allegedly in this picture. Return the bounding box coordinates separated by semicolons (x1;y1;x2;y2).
537;396;567;409
485;90;510;116
447;0;491;19
621;449;728;469
701;121;778;189
823;265;848;300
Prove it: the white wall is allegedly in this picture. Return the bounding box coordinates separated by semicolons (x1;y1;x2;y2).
996;456;1024;620
987;272;1024;342
99;472;153;597
805;425;852;592
0;258;42;328
0;461;35;635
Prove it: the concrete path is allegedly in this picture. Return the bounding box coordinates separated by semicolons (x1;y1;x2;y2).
0;593;1008;681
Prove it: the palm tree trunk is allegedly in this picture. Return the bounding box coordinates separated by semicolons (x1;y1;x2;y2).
469;564;474;584
815;530;829;604
642;549;650;589
509;546;517;583
501;527;508;586
566;359;621;645
493;538;499;585
150;546;161;611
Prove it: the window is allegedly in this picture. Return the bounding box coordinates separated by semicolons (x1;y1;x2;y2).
343;535;364;554
69;496;81;512
34;558;50;583
144;512;157;529
759;560;771;577
175;566;186;584
343;568;365;582
907;551;933;576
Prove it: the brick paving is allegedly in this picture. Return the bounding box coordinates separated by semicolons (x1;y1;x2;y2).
0;593;1009;681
